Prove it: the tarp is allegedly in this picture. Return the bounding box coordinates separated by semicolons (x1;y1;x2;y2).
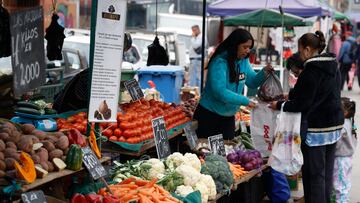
224;9;312;27
334;11;350;21
207;0;327;17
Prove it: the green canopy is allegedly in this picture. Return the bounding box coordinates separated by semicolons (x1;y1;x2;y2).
334;11;350;21
224;9;312;27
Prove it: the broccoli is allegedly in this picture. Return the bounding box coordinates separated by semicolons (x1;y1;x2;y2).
200;154;234;192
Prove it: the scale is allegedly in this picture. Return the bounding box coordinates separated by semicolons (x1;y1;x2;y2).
11;113;58;132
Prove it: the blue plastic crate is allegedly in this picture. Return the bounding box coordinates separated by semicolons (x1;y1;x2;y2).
137;65;184;104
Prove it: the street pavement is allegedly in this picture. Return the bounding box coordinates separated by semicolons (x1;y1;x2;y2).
342;84;360;203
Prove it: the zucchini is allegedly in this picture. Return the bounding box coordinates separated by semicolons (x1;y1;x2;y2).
240;133;252;143
242;139;255;150
17;101;41;110
45;108;57;115
15;107;42;115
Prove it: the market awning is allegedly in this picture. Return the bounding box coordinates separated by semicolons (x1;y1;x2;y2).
207;0;326;17
224;9;313;27
334;11;350;21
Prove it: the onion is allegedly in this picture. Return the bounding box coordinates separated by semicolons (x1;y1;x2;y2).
227;153;238;163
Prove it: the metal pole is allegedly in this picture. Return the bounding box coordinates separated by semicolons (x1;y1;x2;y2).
200;0;206;92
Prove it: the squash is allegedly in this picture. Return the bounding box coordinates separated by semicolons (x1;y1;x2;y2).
89;129;101;159
14;152;36;183
65;144;83;171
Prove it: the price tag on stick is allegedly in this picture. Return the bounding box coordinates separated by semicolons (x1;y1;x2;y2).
124;79;144;101
81;146;107;180
208;134;226;156
152;116;171;159
21;190;47;203
184;123;198;150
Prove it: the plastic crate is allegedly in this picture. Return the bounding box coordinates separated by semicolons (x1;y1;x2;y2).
137;65;184;104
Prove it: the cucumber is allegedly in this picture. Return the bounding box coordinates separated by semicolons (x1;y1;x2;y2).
17;101;41;110
242;139;255;150
15;107;42;115
45;108;57;115
240;133;252;143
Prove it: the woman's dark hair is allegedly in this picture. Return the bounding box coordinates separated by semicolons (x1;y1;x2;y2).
298;31;326;54
286;52;304;71
341;97;356;118
208;28;254;83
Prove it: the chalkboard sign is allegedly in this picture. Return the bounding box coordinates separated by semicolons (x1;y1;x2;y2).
81;146;107;180
184;123;198;150
152;117;171;159
10;7;46;96
124;79;144;101
21;190;47;203
208;134;226;156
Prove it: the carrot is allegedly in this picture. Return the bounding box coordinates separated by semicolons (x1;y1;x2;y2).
149;194;162;203
155;185;170;195
120;177;136;184
111;184;139;189
135;179;149;186
144;178;158;187
120;191;138;202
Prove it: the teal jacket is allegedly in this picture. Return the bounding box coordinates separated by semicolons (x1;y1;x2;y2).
199;52;265;117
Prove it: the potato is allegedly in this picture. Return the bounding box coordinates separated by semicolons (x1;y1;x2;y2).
0;133;9;141
6;130;21;143
28;135;40;144
0;127;11;135
32;129;47;140
6;142;17;150
0;139;5;151
4;148;17;158
42;141;56;152
31;154;41;164
6;169;16;178
63;148;69;155
0;170;5;178
22;124;36;134
45;135;59;144
61;156;67;162
17;136;33;153
0;152;4;160
49;149;63;160
51;131;66;138
47;161;54;172
0;160;6;171
53;158;66;171
40;161;49;172
5;158;16;170
36;148;49;162
56;136;69;150
35;165;48;178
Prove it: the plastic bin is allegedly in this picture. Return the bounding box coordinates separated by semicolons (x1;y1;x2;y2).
137;65;184;104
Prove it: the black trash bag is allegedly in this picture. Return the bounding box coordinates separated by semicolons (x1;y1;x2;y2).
45;13;65;61
257;72;284;102
0;5;11;58
147;36;169;66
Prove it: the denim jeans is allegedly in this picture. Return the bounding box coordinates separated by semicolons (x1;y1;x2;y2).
189;58;201;87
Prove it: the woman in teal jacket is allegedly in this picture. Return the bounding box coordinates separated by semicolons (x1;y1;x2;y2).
194;28;272;139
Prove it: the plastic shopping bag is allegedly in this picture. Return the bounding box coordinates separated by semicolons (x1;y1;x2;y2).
258;72;284;102
269;106;303;175
250;101;279;157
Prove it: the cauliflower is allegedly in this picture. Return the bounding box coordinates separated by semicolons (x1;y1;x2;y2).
175;185;194;197
200;174;217;200
175;164;201;187
166;152;187;169
141;158;165;180
184;153;202;172
194;182;209;203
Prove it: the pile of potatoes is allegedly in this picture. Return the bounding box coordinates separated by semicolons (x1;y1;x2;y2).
0;120;70;178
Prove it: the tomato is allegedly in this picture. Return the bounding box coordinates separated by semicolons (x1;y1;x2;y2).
119;121;131;130
108;123;118;130
140;126;147;135
109;136;117;141
76;125;86;133
118;136;126;142
78;112;87;118
113;128;122;137
126;137;136;144
81;120;88;126
122;130;133;138
102;129;113;137
67;116;76;123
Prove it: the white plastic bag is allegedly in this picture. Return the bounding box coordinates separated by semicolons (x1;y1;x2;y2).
269;106;303;175
250;101;279;157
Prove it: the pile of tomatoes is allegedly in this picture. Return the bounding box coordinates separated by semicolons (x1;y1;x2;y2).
101;99;191;144
56;112;88;134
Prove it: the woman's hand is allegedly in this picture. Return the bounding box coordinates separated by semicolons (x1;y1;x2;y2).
263;64;274;76
268;101;278;110
247;101;257;109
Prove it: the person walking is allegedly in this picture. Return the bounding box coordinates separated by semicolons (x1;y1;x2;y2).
339;31;356;90
193;28;273;140
189;25;207;88
270;31;344;203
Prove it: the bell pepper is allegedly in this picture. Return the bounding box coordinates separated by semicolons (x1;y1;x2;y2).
67;128;87;147
71;193;88;203
103;195;120;203
85;193;102;203
89;129;101;159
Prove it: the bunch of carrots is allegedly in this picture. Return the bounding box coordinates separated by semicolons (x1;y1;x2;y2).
228;162;248;179
108;177;182;203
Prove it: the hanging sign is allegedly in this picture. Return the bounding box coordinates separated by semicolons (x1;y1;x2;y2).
124;78;144;101
152;116;171;159
21;190;47;203
82;146;107;180
88;0;127;122
208;134;226;156
184;123;198;150
10;7;46;96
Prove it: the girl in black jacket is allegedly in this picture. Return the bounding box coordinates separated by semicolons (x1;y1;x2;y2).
270;31;344;203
